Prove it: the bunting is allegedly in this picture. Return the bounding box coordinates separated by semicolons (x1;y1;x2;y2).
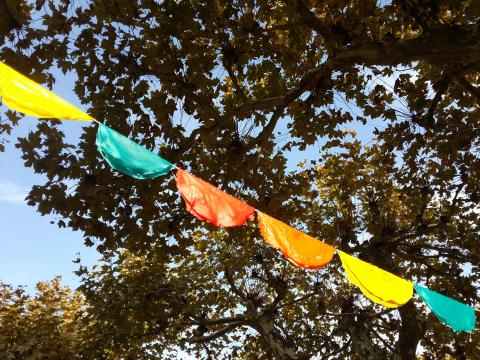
414;284;476;332
338;251;413;308
96;123;173;179
1;62;476;333
0;62;93;121
257;211;335;269
176;169;255;227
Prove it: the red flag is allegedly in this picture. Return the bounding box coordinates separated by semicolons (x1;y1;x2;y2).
176;169;255;227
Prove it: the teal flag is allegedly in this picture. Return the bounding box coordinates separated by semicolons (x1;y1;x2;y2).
96;123;173;179
414;284;476;333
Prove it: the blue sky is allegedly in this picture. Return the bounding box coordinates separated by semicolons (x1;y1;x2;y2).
0;70;98;291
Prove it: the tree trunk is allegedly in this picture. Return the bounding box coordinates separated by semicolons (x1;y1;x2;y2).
339;298;384;360
394;302;426;360
249;313;299;360
364;247;425;360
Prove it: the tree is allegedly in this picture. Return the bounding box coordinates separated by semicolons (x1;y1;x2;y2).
0;278;86;359
0;0;479;358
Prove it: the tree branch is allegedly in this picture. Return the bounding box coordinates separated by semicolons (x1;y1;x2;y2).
178;23;480;156
189;314;246;326
232;23;480;122
223;266;256;309
388;182;466;245
335;24;480;66
423;73;450;126
450;73;480;102
287;0;340;54
184;323;242;343
222;45;247;102
241;107;284;154
230;61;335;118
276;292;316;310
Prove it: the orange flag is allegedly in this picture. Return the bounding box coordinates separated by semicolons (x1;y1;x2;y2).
176;169;255;227
257;211;335;269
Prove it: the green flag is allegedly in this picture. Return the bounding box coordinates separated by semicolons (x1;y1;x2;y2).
414;283;476;333
96;123;173;179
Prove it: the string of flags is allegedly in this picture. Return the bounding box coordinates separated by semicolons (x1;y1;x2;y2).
0;62;476;333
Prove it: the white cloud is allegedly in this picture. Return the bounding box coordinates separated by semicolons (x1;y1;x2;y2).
0;179;28;205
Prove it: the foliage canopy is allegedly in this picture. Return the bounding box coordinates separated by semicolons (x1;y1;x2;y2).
1;1;480;358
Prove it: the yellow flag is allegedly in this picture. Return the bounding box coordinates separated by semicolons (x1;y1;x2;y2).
338;250;413;308
257;211;336;269
0;62;93;121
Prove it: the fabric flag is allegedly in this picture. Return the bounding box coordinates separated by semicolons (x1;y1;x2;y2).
338;250;413;308
96;123;173;179
0;62;93;120
257;211;335;269
176;169;255;227
414;284;476;332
